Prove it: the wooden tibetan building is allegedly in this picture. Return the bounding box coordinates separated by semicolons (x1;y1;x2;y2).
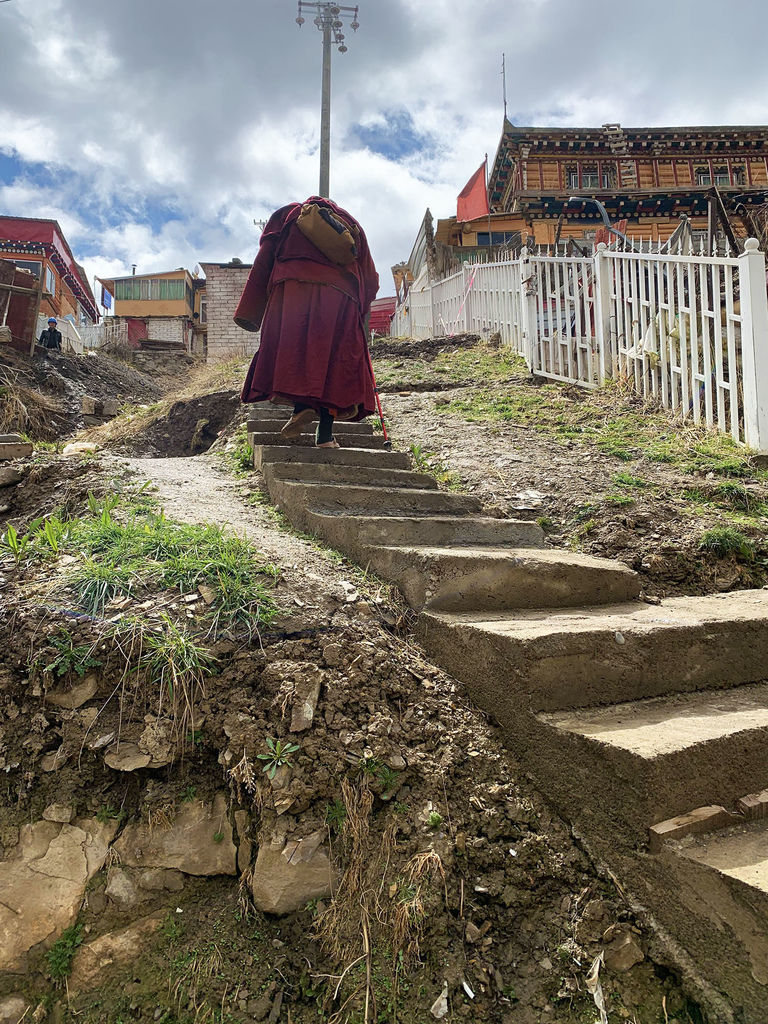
439;121;768;252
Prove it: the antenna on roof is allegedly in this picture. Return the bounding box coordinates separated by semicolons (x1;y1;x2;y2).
501;52;507;121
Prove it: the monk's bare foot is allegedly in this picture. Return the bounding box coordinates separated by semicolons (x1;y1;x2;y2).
316;439;340;449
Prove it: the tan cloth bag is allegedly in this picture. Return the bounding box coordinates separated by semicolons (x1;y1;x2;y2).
296;203;358;266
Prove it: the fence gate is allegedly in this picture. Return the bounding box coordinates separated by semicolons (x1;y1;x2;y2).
528;255;599;386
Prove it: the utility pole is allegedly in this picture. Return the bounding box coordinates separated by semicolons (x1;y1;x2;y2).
296;2;360;198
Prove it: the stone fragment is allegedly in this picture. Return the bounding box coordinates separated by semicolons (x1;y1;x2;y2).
0;435;23;444
430;981;449;1019
290;668;323;732
137;721;174;766
46;674;98;710
250;829;337;915
0;443;32;461
102;399;122;418
62;442;98;457
104;743;152;772
234;810;252;874
465;921;481;943
43;804;74;824
0;818;117;971
113;793;236;876
105;868;142;907
738;789;768;821
81;396;98;416
40;747;69;772
603;931;644;972
649;805;739;853
138;868;185;892
0;467;23;488
0;996;29;1023
69;913;163;992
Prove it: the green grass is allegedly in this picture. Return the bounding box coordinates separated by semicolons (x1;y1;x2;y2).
441;387;764;479
46;923;84;981
372;342;528;390
699;526;756;562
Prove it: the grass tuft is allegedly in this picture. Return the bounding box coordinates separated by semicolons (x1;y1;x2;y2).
699;526;755;562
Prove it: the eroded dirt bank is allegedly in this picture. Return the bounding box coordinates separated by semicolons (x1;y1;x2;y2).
0;440;703;1023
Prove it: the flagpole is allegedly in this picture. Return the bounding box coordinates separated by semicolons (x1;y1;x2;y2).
485;154;492;255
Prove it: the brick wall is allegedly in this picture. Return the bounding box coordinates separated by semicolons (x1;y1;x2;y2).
202;264;258;362
144;317;187;346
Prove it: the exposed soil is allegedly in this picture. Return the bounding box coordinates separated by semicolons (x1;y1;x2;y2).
0;446;702;1023
0;347;167;440
373;341;768;599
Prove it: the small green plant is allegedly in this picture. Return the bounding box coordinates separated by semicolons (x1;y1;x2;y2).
0;523;28;564
180;785;198;803
46;923;84;981
162;912;184;943
426;811;443;830
213;830;224;843
70;558;134;615
95;803;125;824
43;630;102;679
33;514;69;555
377;765;400;794
325;799;347;833
535;516;554;531
257;737;300;779
612;471;649;489
699;526;755;562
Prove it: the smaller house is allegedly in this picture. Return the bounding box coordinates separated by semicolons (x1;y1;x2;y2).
198;260;256;362
97;268;203;351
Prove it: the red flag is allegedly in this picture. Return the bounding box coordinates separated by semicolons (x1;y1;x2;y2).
457;160;489;222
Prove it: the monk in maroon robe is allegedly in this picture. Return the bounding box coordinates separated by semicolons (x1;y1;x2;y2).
235;197;379;447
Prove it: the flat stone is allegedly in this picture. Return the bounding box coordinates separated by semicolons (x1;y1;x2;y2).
0;818;117;971
113;793;236;876
0;435;23;444
290;668;323;732
46;674;98;710
649;806;740;854
40;747;70;772
138;867;185;892
0;443;32;461
0;996;29;1023
738;790;768;821
0;467;23;488
81;396;98;415
250;829;337;915
69;913;163;993
42;804;74;824
104;743;152;772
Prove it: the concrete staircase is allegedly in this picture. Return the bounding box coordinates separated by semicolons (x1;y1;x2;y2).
248;405;768;1020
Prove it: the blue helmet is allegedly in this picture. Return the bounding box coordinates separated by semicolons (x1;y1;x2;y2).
47;317;57;325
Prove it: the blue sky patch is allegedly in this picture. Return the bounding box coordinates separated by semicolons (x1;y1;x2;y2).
350;109;434;160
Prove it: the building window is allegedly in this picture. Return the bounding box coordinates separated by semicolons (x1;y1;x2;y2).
568;167;611;189
13;259;42;279
476;232;521;245
114;277;187;302
45;266;56;295
696;167;731;187
200;299;208;324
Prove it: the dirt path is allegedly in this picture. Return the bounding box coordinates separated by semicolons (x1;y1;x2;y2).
113;452;377;629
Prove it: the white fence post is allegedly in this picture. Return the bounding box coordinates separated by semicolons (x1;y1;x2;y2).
518;247;536;366
738;238;768;453
592;242;613;384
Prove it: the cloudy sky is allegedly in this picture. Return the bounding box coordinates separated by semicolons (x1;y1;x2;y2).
2;0;768;303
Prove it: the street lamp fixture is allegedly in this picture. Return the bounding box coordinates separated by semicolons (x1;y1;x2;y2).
296;1;360;198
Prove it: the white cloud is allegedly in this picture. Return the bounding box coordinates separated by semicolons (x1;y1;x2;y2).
0;0;767;296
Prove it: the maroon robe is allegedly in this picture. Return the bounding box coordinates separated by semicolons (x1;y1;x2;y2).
235;197;379;421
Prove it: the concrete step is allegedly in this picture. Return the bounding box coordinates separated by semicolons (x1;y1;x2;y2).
419;589;768;713
535;682;768;829
253;444;410;472
247;418;374;435
263;461;437;491
666;819;768;895
356;544;640;612
266;478;482;532
248;432;389;450
303;512;545;552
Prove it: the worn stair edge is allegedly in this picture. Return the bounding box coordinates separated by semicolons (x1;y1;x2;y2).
247;418;374;434
253;445;411;472
649;806;743;854
355;543;640;612
418;589;768;712
303;511;546;552
533;682;768;829
262;461;438;492
267;478;482;533
248;432;389;450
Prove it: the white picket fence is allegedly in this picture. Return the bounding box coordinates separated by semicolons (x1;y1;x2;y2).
391;239;768;453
